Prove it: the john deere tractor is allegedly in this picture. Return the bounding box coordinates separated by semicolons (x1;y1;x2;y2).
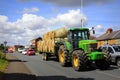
58;28;110;71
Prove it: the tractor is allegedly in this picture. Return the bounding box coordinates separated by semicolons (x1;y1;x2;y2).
58;28;110;71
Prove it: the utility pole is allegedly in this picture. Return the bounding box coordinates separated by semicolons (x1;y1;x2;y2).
81;19;83;28
80;0;83;28
4;41;7;57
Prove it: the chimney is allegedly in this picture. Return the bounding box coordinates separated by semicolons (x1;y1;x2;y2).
106;28;113;34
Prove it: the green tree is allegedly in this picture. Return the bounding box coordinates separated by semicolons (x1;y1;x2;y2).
0;44;4;52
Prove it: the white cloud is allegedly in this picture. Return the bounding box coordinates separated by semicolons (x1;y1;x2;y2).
55;9;87;27
23;7;39;13
96;25;104;31
0;9;88;46
94;25;105;36
0;15;8;23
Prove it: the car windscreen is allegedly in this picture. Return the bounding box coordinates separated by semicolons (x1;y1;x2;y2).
113;46;120;52
29;50;34;51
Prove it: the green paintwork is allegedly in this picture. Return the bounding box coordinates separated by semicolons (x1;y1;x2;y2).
78;40;104;60
64;39;104;60
65;41;71;51
79;40;97;53
89;52;104;60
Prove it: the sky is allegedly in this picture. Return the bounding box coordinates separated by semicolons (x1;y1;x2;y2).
0;0;120;46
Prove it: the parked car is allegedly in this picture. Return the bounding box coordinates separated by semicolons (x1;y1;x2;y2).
8;49;13;53
99;44;120;67
26;49;35;56
18;48;24;53
21;49;27;55
8;48;13;53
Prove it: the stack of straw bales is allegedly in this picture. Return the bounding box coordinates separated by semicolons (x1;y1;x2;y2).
37;27;68;53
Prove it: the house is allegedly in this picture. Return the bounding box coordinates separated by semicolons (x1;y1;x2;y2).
96;28;120;48
30;37;42;50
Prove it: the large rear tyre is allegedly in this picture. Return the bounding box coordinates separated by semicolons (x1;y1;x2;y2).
42;53;48;61
58;45;68;66
72;50;89;71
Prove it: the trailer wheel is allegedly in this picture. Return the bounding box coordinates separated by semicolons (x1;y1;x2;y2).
58;45;68;66
72;50;88;71
42;53;48;61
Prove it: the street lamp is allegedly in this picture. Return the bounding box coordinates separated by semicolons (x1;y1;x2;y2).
4;41;7;57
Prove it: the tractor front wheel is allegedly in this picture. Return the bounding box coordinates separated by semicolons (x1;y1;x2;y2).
117;58;120;67
95;50;111;70
95;59;110;70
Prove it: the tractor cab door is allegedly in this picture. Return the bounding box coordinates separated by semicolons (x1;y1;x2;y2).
68;30;89;50
68;31;82;50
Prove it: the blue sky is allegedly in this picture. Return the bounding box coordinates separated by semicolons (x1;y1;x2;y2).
0;0;120;46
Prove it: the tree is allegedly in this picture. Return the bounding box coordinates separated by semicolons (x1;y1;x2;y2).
0;44;4;52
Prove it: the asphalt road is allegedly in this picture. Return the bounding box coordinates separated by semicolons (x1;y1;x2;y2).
11;52;120;80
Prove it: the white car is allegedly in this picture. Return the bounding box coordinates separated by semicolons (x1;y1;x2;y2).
99;44;120;67
22;49;27;55
18;48;24;53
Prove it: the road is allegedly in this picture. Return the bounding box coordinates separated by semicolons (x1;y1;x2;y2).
11;52;120;80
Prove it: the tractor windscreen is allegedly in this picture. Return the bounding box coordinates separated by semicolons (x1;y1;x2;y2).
72;30;89;40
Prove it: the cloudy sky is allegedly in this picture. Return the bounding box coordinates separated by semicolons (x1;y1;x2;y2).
0;0;120;46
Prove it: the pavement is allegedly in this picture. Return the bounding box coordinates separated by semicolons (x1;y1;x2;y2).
2;53;37;80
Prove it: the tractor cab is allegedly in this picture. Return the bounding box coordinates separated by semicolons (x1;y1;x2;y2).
68;28;89;49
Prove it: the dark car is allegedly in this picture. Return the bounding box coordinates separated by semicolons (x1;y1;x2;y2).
26;49;35;56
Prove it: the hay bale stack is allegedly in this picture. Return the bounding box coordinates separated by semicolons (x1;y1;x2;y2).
37;27;67;53
54;27;68;38
39;39;54;53
43;27;68;40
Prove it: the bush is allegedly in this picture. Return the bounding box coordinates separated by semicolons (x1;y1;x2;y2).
0;51;6;60
0;52;8;79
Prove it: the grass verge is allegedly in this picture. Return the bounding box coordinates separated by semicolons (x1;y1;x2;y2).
0;58;8;79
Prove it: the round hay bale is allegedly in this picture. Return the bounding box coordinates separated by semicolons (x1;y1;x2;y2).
54;27;68;38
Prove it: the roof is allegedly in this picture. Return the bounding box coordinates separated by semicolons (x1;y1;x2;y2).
30;37;42;42
89;35;96;40
96;30;120;41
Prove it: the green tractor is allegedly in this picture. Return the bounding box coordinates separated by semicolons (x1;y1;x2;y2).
58;28;110;71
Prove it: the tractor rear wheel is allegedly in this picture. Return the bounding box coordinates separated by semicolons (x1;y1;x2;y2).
58;45;68;66
72;50;89;71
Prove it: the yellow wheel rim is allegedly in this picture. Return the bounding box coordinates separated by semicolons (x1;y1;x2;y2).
60;51;65;63
73;55;79;67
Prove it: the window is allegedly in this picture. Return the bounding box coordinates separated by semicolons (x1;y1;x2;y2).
113;46;120;52
108;47;114;53
73;30;89;40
